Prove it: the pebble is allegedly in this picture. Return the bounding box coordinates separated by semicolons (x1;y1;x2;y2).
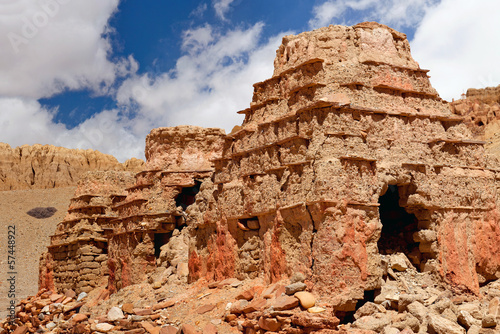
122;303;135;314
46;322;56;330
285;282;307;295
272;295;299;311
95;323;115;332
107;306;125;321
308;306;326;313
77;292;88;302
290;272;306;284
294;291;316;309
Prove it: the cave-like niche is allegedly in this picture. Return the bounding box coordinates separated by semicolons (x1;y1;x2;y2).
377;185;419;259
175;180;202;210
154;232;170;258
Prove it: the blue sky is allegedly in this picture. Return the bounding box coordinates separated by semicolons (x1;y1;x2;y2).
0;0;499;161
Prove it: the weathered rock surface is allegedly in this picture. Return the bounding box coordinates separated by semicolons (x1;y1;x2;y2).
188;21;500;313
7;21;500;334
0;143;144;191
450;84;500;159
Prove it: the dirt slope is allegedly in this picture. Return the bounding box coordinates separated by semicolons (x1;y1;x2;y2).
0;187;75;319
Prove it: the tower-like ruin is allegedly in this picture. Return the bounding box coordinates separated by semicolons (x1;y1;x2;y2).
40;23;500;313
188;22;500;309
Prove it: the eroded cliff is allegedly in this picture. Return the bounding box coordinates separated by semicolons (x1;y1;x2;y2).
0;143;144;191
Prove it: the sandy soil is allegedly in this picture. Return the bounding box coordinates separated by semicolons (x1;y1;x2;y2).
0;187;75;318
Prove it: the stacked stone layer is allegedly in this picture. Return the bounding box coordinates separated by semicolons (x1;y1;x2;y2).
39;171;135;294
106;126;225;291
37;23;500;318
40;126;226;294
188;22;500;308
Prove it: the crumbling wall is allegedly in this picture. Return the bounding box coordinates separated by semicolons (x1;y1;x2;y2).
106;126;226;292
38;23;500;314
188;22;500;309
39;171;135;293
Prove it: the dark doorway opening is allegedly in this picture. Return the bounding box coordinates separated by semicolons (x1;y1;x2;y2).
377;185;419;256
154;233;170;258
336;290;377;324
175;181;202;210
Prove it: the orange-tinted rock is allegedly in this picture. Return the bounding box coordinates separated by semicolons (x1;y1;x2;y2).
202;323;218;334
65;289;77;299
272;295;299;311
179;324;200;334
141;321;160;334
124;329;146;334
196;303;216;314
258;317;281;332
159;326;178;334
152;300;176;311
50;293;64;302
291;312;340;329
237;286;263;301
17;312;29;323
230;300;249;314
12;326;28;334
71;313;88;324
133;308;153;316
242;298;268;313
122;303;135;314
74;323;88;334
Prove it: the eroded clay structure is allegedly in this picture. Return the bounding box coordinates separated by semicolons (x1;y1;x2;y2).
39;171;135;293
40;23;500;312
106;126;225;291
40;127;225;294
451;84;500;132
188;22;500;308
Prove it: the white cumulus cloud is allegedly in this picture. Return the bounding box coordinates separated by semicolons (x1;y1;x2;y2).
309;0;438;29
411;0;500;101
0;0;135;99
116;22;285;133
0;20;287;162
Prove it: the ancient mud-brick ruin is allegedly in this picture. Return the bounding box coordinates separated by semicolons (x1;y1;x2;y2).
40;127;225;294
106;127;225;291
39;22;500;315
188;21;500;305
39;171;135;293
451;84;500;133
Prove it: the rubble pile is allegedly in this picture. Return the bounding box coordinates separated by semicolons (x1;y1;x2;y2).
223;254;500;333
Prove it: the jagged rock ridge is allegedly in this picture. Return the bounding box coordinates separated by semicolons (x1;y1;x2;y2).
0;143;145;191
451;84;500;157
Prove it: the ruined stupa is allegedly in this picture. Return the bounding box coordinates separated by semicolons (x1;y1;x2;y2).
39;22;500;316
187;22;500;308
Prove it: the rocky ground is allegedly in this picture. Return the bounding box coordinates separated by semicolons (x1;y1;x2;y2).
0;187;76;319
3;252;500;333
